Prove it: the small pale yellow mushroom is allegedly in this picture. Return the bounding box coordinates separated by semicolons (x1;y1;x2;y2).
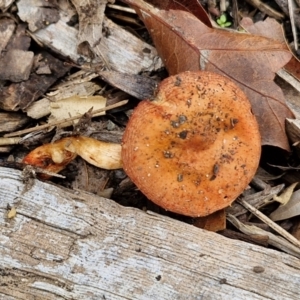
23;138;77;179
23;136;122;179
64;136;122;170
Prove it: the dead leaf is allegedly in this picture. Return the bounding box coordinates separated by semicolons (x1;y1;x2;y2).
240;17;300;89
273;182;298;205
144;0;212;27
270;188;300;221
240;17;286;43
122;0;293;150
240;17;300;127
284;57;300;83
193;209;226;232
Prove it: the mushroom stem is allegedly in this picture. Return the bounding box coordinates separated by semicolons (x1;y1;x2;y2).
65;136;122;170
23;136;122;178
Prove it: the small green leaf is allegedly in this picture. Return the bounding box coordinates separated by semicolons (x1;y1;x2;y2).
216;19;223;25
220;14;227;23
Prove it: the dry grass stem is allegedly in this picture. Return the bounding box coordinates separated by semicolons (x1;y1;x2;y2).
238;198;300;249
4;100;128;138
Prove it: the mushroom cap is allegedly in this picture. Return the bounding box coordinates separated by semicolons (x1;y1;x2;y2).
122;71;261;217
22;137;77;179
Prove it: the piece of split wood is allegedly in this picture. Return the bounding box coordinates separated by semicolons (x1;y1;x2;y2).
0;49;34;82
70;0;111;50
0;18;15;52
17;0;60;32
0;0;14;11
270;189;300;221
0;112;30;133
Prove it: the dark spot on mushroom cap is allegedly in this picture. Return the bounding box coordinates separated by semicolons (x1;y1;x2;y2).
178;130;188;139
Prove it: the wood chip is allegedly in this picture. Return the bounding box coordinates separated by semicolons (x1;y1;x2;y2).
0;51;70;111
17;0;60;32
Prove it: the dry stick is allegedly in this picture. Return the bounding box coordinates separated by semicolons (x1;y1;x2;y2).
107;3;136;14
288;0;298;51
219;0;226;12
0;137;21;146
238;198;300;249
4;100;129;138
245;0;284;19
231;0;239;29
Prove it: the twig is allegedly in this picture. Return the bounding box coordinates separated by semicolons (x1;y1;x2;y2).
0;161;66;178
231;0;239;29
245;0;284;19
227;213;300;258
0;137;21;146
219;0;226;12
237;198;300;249
107;3;136;14
4;100;129;138
288;0;298;51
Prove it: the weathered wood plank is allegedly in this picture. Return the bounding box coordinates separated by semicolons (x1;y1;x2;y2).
0;166;300;299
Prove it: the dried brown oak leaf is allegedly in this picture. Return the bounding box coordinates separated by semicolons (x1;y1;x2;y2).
145;0;212;27
122;0;293;150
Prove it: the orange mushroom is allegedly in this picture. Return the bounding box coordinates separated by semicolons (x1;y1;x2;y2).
23;136;122;179
22;137;77;178
122;71;261;217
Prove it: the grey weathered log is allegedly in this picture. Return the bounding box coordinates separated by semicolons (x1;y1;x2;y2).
1;166;300;299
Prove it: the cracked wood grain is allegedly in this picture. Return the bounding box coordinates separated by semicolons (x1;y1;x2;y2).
1;166;300;299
